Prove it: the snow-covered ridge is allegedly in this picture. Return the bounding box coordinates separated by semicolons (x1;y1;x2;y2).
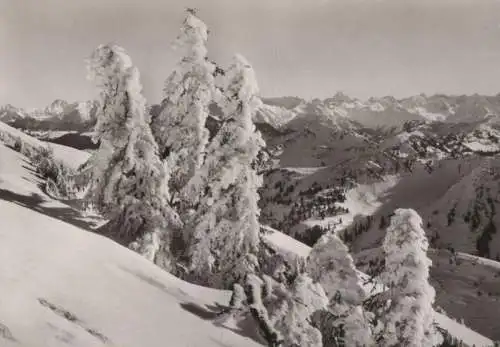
0;100;98;131
407;106;447;122
258;93;500;130
456;251;500;270
5;92;500;135
255;102;297;129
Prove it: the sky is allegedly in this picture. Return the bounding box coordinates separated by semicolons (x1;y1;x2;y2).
2;0;500;109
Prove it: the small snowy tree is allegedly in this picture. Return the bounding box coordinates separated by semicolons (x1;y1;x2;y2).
378;209;442;347
150;10;216;208
307;232;373;347
86;44;181;268
225;272;327;347
182;54;265;288
274;273;329;347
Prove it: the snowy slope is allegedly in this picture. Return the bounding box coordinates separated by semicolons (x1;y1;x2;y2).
0;121;90;169
456;251;500;270
0;142;262;347
350;157;500;258
300;175;399;233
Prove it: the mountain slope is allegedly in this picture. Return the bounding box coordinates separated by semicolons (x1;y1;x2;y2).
0;121;90;170
0;142;263;347
349;156;500;259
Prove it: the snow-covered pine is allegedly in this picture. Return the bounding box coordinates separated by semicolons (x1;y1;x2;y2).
85;44;181;269
182;54;265;288
150;10;216;208
378;209;442;347
307;232;373;347
273;273;329;347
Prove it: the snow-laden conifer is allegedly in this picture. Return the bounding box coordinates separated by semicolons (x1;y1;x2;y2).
275;273;328;347
86;44;180;268
183;54;265;288
150;10;215;206
307;232;373;346
379;209;442;347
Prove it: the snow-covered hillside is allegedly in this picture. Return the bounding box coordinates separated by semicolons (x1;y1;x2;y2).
348;156;500;259
0;137;265;347
0;121;90;170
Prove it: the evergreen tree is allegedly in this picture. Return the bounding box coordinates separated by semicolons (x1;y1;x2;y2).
86;44;180;269
150;10;216;208
275;273;329;347
182;54;265;288
378;209;442;347
232;271;327;347
307;232;373;347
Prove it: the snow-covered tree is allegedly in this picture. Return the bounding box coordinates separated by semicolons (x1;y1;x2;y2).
378;209;442;347
307;232;373;347
86;44;181;268
225;272;327;347
273;273;329;347
150;10;216;207
182;54;265;288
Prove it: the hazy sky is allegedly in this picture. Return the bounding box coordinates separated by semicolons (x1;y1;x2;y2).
2;0;500;109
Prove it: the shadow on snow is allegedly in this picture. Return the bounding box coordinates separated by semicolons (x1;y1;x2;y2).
0;188;99;232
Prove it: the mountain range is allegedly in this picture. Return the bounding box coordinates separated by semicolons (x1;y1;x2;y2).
0;100;98;132
5;92;500;132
